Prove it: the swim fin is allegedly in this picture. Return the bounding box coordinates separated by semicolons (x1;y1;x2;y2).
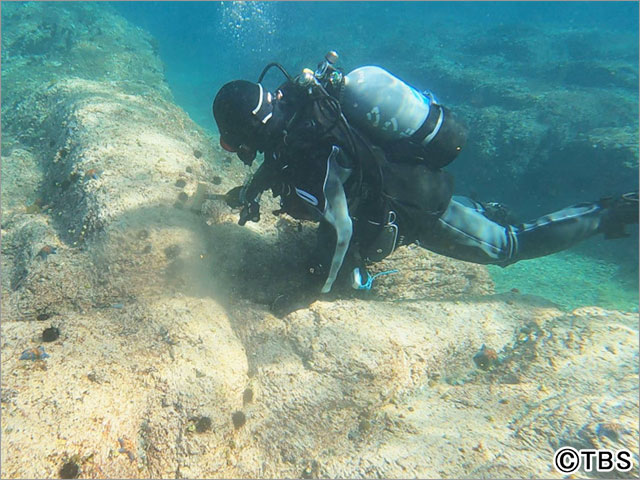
599;191;639;239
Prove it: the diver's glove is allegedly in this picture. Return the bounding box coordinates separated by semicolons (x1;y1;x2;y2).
218;185;261;225
222;186;245;208
239;200;260;226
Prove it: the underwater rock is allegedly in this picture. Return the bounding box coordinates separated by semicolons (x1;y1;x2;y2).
596;422;629;443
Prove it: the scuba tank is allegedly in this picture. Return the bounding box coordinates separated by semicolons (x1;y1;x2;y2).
310;52;467;169
342;66;434;142
341;65;466;169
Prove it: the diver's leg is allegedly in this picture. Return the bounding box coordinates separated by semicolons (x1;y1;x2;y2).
417;196;516;264
417;193;638;266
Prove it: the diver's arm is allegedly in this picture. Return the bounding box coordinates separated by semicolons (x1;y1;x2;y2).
226;154;282;225
243;155;281;203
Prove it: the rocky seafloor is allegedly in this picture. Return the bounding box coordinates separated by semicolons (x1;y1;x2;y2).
1;3;638;479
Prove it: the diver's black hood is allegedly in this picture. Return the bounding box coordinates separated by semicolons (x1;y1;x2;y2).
212;80;275;152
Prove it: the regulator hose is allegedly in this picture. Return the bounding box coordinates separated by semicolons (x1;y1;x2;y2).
257;62;293;83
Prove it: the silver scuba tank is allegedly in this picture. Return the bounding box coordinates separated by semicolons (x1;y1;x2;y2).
342;66;439;142
302;52;466;168
340;64;466;168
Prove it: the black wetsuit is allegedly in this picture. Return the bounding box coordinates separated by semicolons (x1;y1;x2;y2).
237;80;637;291
419;195;621;265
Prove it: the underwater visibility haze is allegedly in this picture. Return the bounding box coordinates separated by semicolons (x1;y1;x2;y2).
114;0;640;311
1;1;638;478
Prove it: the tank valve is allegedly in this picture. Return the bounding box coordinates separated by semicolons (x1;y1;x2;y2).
325;50;339;65
315;50;340;83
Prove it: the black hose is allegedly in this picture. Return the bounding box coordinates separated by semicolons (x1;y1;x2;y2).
257;62;293;83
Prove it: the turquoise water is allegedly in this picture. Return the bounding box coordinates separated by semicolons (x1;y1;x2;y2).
114;2;639;134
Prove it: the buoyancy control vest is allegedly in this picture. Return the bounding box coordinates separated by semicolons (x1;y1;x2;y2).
272;64;455;258
255;53;457;266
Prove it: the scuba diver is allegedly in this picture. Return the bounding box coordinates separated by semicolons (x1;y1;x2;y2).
212;51;638;295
